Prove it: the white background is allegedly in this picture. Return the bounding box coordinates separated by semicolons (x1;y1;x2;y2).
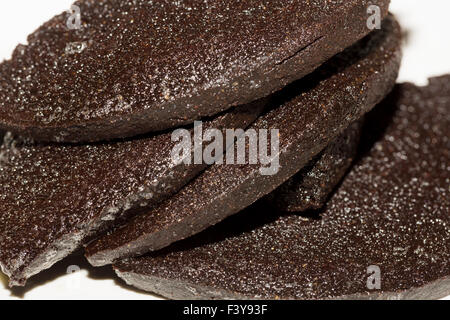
0;0;449;300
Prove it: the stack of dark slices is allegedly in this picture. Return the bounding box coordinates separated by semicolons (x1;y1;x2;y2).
0;0;448;299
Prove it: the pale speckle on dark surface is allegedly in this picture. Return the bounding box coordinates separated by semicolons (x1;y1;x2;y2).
86;16;402;266
0;0;390;142
114;75;450;300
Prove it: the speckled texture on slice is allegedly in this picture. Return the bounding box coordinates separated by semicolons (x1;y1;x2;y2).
114;75;450;300
266;119;363;212
86;16;402;266
0;101;264;287
0;0;390;142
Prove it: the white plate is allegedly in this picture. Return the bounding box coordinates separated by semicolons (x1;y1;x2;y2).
0;0;449;300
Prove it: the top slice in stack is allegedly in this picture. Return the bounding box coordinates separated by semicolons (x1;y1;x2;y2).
0;0;390;142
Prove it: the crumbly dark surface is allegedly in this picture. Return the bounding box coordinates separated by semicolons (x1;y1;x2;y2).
86;16;402;266
0;101;263;287
114;75;450;300
267;119;363;212
0;0;390;142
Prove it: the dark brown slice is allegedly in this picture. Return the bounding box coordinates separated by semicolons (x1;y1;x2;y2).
266;119;363;212
0;101;264;287
0;0;390;142
114;76;450;300
86;16;402;266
